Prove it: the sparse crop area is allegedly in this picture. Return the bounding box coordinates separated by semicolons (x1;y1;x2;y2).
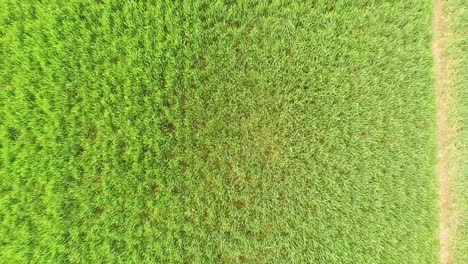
446;0;468;262
0;1;439;263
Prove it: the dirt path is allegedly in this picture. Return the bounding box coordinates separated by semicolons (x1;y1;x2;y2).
433;0;456;263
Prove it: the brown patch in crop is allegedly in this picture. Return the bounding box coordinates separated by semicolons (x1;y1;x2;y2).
433;0;458;262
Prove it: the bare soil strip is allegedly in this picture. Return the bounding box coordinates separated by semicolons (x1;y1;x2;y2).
433;0;456;263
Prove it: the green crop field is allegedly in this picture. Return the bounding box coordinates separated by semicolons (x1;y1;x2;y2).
0;0;439;263
447;0;467;262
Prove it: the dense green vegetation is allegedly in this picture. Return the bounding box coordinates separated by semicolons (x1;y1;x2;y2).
447;0;468;262
0;0;438;263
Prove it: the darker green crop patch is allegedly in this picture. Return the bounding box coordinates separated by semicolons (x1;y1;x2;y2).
0;0;438;263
